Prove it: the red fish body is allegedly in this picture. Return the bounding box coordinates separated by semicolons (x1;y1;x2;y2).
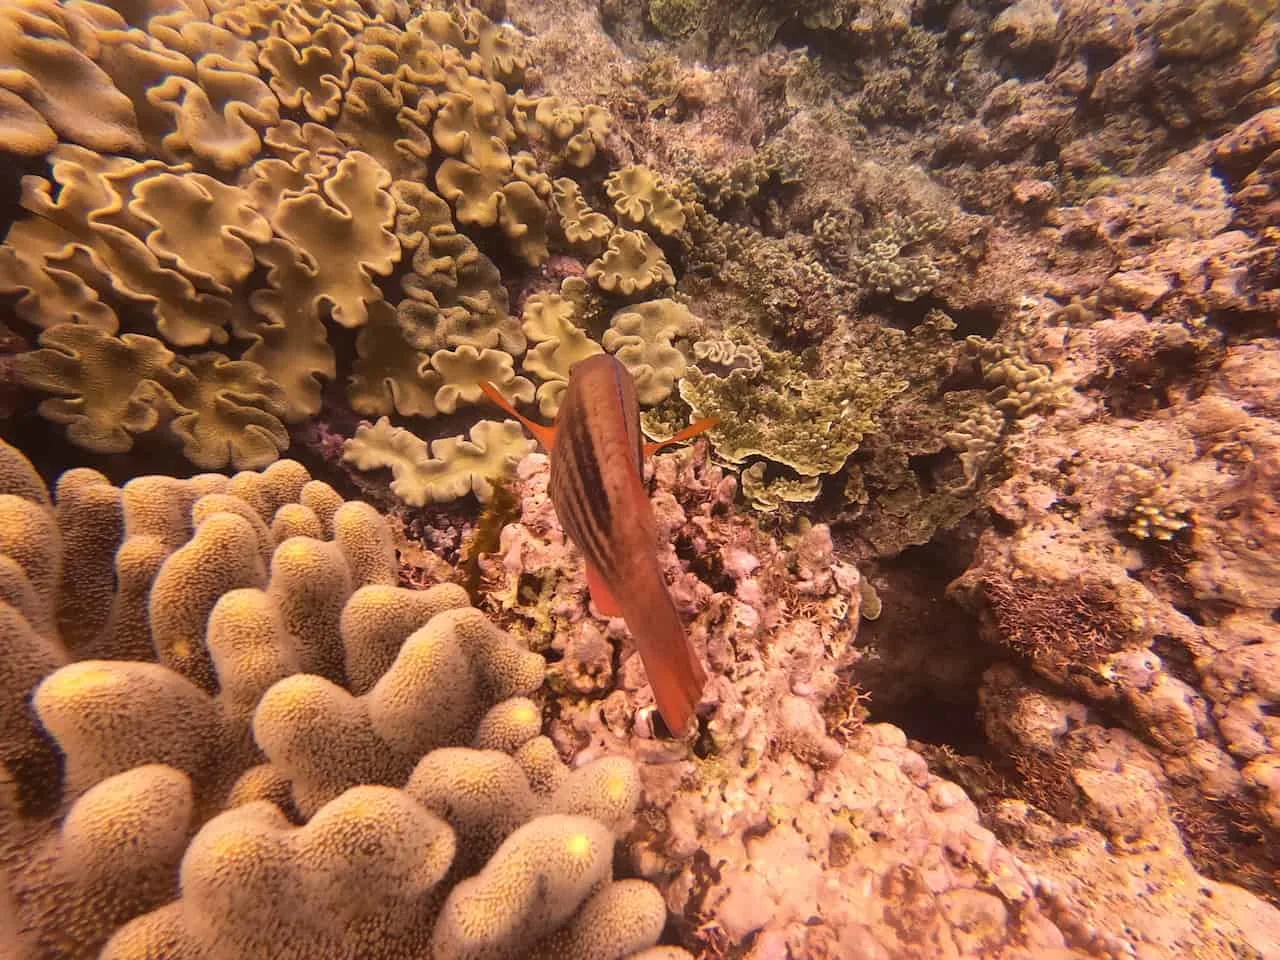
480;355;715;735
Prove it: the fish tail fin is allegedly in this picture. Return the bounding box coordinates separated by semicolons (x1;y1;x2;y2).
623;568;707;736
645;627;706;737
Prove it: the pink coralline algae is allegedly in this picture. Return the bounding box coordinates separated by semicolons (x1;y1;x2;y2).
473;441;1280;958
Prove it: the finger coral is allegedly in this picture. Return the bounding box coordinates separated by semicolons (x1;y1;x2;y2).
0;441;679;960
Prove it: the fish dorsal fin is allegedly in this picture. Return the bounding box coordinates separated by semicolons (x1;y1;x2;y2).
478;380;558;451
643;416;720;458
584;560;623;618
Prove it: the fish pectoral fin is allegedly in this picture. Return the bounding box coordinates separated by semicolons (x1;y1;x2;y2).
479;379;558;451
584;560;624;618
643;416;720;457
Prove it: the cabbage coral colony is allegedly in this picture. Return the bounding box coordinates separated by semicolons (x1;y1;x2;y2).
0;0;707;496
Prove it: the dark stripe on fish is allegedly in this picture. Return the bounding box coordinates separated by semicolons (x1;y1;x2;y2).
570;411;617;544
557;411;618;579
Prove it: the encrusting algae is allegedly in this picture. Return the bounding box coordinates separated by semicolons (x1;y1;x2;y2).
3;0;1280;957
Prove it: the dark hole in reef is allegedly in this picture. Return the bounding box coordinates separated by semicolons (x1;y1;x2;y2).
1151;634;1200;687
1173;603;1207;627
1207;307;1277;343
864;292;1002;339
0;154;48;246
989;510;1019;536
774;19;860;71
1031;139;1061;166
908;448;961;494
674;534;736;596
1;402;201;489
919;0;953;33
1272;608;1280;625
868;689;989;755
853;533;994;758
1096;342;1207;419
1009;46;1059;81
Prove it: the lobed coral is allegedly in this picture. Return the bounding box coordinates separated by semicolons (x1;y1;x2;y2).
0;439;688;960
0;0;688;506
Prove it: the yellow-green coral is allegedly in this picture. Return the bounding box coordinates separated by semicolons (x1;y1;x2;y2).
942;405;1005;490
961;336;1067;419
1;1;639;480
343;416;536;506
680;334;908;476
740;462;823;512
605;165;687;236
847;211;945;303
521;289;606;416
553;178;616;254
513;93;612;167
587;229;676;295
602;299;699;405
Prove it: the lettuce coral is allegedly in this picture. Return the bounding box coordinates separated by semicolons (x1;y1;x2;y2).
343;415;536;506
678;332;907;477
0;439;688;960
0;0;675;506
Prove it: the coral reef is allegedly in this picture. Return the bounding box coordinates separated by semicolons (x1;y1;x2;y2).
950;333;1280;895
482;436;1280;957
0;440;686;960
3;0;1280;957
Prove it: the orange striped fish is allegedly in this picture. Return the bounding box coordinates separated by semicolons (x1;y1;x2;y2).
480;355;718;735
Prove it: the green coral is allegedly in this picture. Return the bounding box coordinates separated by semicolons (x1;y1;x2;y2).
647;0;707;38
847;211;946;303
822;313;1008;556
1128;495;1192;541
679;334;907;477
602;299;699;405
343;417;536;507
604;166;687;236
942;406;1005;491
960;336;1067;419
1154;0;1273;61
739;463;823;512
681;208;848;339
0;1;640;483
